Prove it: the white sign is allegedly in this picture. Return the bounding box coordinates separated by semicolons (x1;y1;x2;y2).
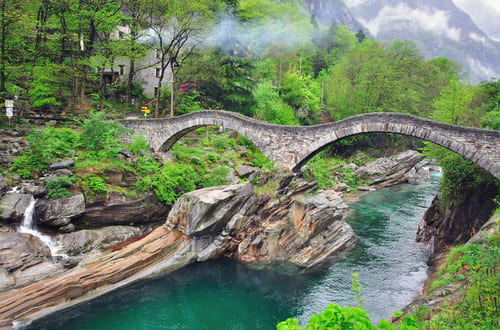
5;99;13;108
6;107;13;117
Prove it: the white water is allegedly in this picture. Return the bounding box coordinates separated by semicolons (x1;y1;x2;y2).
18;197;67;258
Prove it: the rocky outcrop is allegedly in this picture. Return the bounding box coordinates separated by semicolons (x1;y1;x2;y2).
0;132;29;168
35;194;86;228
0;193;32;224
416;191;497;253
0;228;191;328
0;232;63;292
56;226;145;256
80;191;168;226
166;172;357;269
356;150;424;187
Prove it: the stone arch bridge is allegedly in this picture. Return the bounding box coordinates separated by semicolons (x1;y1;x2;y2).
121;111;500;180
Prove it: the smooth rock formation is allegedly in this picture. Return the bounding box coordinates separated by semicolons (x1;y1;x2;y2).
357;150;423;187
35;194;86;227
0;193;33;224
0;232;62;292
0;228;191;328
80;191;168;226
56;226;145;256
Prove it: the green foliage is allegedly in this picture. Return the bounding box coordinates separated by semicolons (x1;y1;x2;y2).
127;135;151;155
253;80;299;125
79;112;128;154
149;162;197;204
351;273;366;309
424;230;500;329
10;127;78;178
83;175;107;194
432;76;473;125
45;177;74;199
439;153;500;207
29;64;64;108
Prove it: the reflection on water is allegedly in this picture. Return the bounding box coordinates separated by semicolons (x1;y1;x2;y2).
27;175;440;329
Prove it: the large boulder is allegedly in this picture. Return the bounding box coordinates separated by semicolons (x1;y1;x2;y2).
81;191;168;226
35;194;86;227
0;193;33;224
356;150;423;187
166;183;254;236
0;232;62;292
56;226;145;256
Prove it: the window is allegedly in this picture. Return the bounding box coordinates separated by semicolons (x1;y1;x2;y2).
155;68;161;78
119;65;124;75
154;87;159;96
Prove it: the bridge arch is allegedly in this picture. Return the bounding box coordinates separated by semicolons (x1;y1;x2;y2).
121;111;500;180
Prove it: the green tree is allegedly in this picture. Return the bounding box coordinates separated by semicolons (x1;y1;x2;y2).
432;76;473;125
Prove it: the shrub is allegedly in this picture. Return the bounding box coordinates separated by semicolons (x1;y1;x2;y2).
10;127;78;178
79;112;128;154
46;176;74;199
83;175;107;194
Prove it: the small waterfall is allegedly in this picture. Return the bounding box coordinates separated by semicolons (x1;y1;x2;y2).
18;197;67;258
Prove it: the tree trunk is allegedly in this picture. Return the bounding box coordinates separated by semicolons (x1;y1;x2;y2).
0;0;7;96
126;59;134;106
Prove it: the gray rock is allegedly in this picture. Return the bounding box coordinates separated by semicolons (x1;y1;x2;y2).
357;186;376;192
334;183;349;192
0;176;7;193
56;226;144;256
0;231;62;292
119;148;133;158
50;169;73;177
20;184;47;198
344;163;358;171
0;193;33;224
81;191;168;226
35;194;85;227
166;183;254;236
49;159;75;170
236;165;256;178
356;150;423;188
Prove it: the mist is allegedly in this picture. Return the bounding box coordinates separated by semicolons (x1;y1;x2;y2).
204;14;318;55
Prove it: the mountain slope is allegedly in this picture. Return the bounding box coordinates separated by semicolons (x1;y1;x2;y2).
343;0;500;82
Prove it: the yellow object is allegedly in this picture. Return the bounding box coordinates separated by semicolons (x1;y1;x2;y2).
7;116;12;119
141;107;150;116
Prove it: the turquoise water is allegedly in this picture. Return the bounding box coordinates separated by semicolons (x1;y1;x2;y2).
26;176;439;329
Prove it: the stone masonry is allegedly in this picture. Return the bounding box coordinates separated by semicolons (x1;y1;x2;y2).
121;111;500;180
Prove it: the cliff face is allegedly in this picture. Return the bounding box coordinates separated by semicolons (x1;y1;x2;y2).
165;170;357;270
304;0;366;32
416;190;497;253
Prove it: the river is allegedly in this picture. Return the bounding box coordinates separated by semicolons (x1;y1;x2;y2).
26;174;440;329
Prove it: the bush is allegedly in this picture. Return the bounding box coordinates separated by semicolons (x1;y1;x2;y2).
150;163;197;204
46;177;74;199
79;112;128;154
83;175;107;194
10;127;78;178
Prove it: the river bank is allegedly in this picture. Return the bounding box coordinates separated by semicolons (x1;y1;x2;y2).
0;148;433;328
23;176;442;329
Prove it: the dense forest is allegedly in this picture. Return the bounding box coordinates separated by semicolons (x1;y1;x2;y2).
0;0;498;130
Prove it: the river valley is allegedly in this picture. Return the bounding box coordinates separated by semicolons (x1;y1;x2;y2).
24;174;440;329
